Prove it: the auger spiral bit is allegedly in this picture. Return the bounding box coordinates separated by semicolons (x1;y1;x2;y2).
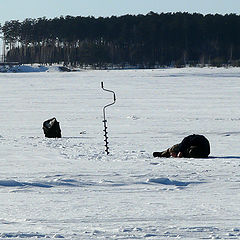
101;82;116;155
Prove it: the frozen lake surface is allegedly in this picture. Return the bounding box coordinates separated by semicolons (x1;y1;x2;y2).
0;67;240;239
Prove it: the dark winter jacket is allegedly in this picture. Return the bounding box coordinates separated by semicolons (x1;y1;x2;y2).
178;134;210;158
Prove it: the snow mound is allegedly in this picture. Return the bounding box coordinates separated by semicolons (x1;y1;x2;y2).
0;65;48;73
146;177;200;186
0;178;98;189
127;115;140;120
0;232;49;238
0;64;75;73
0;180;24;187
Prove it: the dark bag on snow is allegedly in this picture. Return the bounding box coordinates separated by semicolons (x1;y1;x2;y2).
43;117;62;138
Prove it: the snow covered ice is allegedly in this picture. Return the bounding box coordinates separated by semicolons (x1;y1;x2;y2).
0;67;240;239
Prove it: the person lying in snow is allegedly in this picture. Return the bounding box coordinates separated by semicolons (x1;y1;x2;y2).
153;134;210;158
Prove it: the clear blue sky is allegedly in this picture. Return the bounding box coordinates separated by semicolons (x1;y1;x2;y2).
1;0;240;25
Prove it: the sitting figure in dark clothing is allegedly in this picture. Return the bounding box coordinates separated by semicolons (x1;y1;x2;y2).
153;134;210;158
43;117;62;138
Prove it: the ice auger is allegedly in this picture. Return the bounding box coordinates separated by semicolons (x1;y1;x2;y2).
101;82;116;155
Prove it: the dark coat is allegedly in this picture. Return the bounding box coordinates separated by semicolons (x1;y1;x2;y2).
178;134;210;158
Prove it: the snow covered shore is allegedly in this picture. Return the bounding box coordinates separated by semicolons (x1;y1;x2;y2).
0;64;75;73
0;67;240;239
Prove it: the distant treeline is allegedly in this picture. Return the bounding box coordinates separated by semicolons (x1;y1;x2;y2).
1;12;240;68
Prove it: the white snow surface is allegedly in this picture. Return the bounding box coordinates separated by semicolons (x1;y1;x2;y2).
0;67;240;239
